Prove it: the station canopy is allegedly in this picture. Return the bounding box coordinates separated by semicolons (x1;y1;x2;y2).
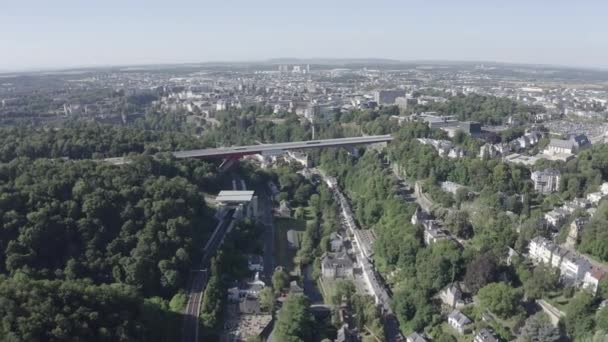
216;190;255;203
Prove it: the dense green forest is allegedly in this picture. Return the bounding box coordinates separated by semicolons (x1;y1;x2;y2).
409;93;545;125
0;156;216;295
0;276;180;341
0;124;223;341
0;123;208;161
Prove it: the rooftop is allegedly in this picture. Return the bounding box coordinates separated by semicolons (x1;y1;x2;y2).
216;190;255;203
449;309;472;326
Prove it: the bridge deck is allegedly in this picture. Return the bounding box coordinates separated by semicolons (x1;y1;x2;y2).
172;135;393;159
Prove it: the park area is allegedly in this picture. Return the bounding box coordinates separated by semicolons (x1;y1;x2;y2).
273;206;317;274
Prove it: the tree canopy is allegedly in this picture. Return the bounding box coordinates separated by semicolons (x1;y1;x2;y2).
273;294;315;342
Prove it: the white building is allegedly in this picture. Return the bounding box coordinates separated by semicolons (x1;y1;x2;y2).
422;220;451;245
439;283;463;308
228;272;266;302
561;253;592;283
544;208;569;228
321;252;355;279
448;310;472;334
528;236;593;285
600;182;608;195
587;192;604;204
582;267;607;295
529;236;557;265
531;169;561;193
406;332;427;342
474;328;499;342
545;134;590;155
417;138;464;159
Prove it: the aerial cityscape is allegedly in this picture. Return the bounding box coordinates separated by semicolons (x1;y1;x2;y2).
2;1;608;342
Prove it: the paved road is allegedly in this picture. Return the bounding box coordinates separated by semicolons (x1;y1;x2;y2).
313;168;404;342
104;136;393;165
172;135;393;159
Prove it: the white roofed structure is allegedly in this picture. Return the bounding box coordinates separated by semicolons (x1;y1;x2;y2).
216;190;255;203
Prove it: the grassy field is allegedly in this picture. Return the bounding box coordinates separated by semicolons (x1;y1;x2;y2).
440;322;474;342
274;216;306;273
545;290;571;312
318;278;339;305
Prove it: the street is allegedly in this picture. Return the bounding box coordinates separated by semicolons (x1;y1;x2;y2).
311;168;404;341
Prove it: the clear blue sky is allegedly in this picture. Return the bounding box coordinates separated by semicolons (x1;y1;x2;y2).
2;0;607;70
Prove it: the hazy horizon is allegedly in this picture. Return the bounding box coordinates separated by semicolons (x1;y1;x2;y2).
3;0;608;71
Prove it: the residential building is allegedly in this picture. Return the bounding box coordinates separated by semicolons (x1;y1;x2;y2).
448;310;472;334
560;253;592;284
329;232;345;252
479;143;511;159
528;236;593;285
551;247;569;270
545;134;590;155
439;283;463;308
600;182;608;195
247;255;264;273
321;252;355;279
583;267;607;295
406;332;428;342
529;237;559;265
227;272;266;302
566;217;588;248
422;220;451;245
474;328;499;342
417;138;464;159
562;198;591;213
424;228;450;245
531;169;561;193
374;90;406;105
411;207;432;226
395;96;410;110
587;192;604;204
544;208;569;228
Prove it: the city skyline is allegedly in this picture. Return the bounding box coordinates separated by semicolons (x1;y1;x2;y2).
2;0;608;71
